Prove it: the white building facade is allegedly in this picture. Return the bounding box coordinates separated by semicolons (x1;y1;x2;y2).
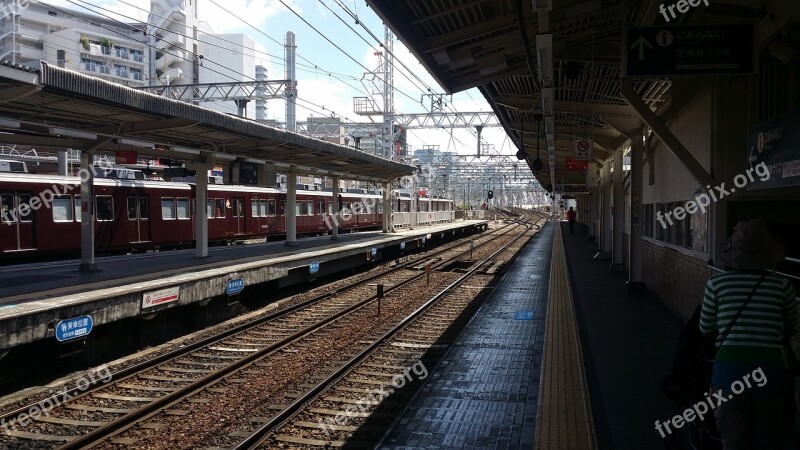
0;0;149;87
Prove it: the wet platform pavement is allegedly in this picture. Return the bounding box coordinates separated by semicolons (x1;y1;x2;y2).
378;223;554;449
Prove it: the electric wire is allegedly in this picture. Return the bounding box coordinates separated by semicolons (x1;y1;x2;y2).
55;0;361;123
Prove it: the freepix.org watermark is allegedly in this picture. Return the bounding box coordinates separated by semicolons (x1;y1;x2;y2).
322;196;378;231
656;162;770;229
0;0;30;21
1;364;112;435
654;366;767;438
1;157;114;225
316;360;429;435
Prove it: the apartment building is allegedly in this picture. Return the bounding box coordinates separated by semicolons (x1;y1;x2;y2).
0;0;149;86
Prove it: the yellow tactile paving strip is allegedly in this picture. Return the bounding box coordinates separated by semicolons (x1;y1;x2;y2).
534;225;598;450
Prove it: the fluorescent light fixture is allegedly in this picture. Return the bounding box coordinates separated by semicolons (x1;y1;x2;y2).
0;118;21;129
541;88;554;116
536;35;554;81
171;146;201;155
245;158;266;164
213;153;237;161
532;0;552;11
115;138;155;148
49;127;97;140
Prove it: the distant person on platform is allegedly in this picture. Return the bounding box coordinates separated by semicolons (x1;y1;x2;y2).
699;219;797;450
566;207;576;235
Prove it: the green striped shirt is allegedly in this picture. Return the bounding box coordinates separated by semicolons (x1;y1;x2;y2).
699;271;798;362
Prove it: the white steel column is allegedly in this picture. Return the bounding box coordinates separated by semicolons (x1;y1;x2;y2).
331;176;340;240
612;149;625;270
286;169;298;245
410;176;417;229
628;131;645;291
79;151;96;272
586;162;598;242
194;163;209;258
58;151;68;176
599;160;612;258
384;182;393;232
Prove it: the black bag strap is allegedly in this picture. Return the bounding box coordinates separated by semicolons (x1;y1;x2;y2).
717;271;768;347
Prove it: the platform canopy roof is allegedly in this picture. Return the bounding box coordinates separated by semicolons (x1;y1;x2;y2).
367;0;800;193
0;61;415;183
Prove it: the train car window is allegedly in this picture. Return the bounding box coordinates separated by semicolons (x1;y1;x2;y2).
161;198;176;220
259;200;268;217
318;201;324;215
297;202;305;216
267;200;276;216
18;195;32;222
206;199;214;219
177;198;190;220
127;197;138;220
215;199;226;218
234;198;244;218
53;196;74;222
74;195;81;222
327;202;333;214
1;194;14;223
251;199;261;218
307;201;314;216
377;202;383;214
139;197;149;220
96;196;114;221
279;201;285;215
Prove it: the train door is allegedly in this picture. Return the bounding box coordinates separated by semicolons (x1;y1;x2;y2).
0;192;35;252
126;195;151;243
234;197;245;235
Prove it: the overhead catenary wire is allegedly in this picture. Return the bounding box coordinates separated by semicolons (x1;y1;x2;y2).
55;0;361;123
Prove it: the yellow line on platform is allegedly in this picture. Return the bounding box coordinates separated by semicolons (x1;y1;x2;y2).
534;225;598;450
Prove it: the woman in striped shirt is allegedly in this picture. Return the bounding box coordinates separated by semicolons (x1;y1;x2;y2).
700;218;798;450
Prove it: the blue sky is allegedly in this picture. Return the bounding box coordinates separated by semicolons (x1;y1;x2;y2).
45;0;514;158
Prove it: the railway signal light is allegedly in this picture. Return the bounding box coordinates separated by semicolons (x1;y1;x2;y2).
487;190;493;199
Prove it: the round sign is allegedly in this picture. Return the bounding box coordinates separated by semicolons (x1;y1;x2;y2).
656;30;674;47
577;140;590;152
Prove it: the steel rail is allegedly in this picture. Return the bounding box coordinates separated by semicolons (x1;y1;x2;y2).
233;217;540;449
50;221;522;449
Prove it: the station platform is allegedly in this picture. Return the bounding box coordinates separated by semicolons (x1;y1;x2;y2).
0;220;488;351
379;222;555;449
378;222;692;449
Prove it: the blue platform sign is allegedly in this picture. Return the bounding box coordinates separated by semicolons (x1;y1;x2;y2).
747;107;800;190
226;278;245;296
56;315;93;342
515;311;534;321
371;247;377;256
309;261;320;274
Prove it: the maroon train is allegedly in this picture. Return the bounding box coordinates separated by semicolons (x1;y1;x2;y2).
0;173;453;259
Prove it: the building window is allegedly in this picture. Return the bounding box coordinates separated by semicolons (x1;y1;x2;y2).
655;203;666;241
642;204;654;238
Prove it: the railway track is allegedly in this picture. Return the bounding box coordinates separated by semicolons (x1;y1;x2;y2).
241;216;543;449
0;212;542;449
